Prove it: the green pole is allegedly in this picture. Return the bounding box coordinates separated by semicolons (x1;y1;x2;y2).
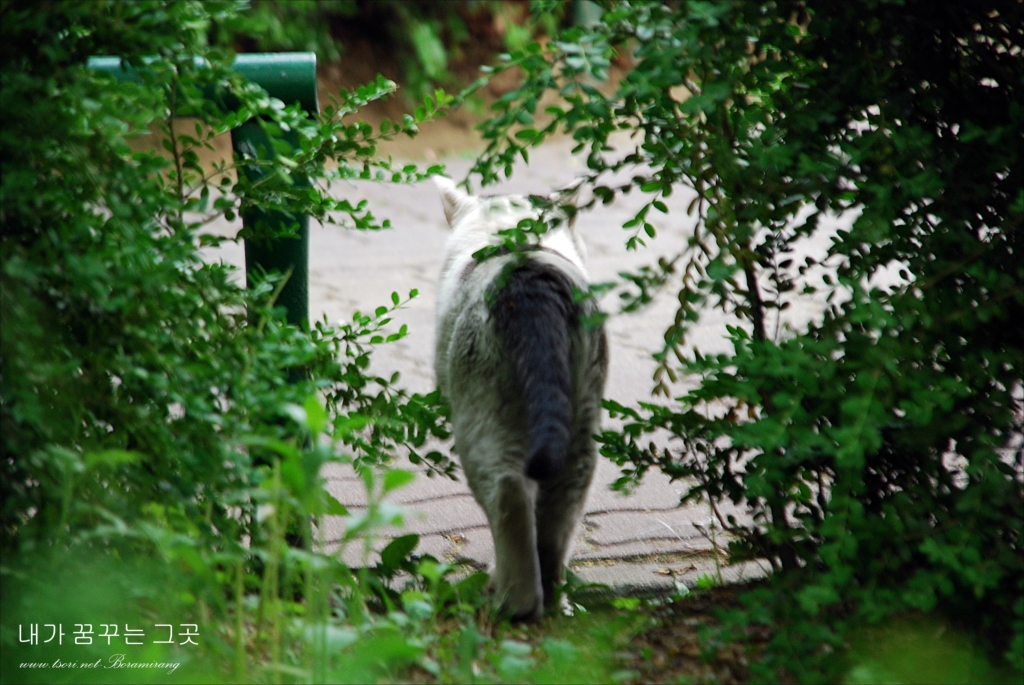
232;53;317;329
231;119;311;329
87;53;318;328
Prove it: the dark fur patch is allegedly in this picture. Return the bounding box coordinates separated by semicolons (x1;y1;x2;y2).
489;260;577;480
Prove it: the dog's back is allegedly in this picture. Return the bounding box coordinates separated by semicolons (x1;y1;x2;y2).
434;179;607;619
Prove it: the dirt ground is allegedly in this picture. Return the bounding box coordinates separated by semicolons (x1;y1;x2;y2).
620;583;778;685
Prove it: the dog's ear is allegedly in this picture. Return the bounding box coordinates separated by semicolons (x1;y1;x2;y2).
435;176;472;227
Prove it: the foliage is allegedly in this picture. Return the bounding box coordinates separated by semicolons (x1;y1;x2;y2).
844;616;1019;685
213;0;358;64
0;0;458;550
0;0;486;681
5;0;1022;681
472;0;1024;679
215;1;569;104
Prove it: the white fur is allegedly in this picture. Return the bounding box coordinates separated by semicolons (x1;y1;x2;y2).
435;178;589;328
433;177;608;619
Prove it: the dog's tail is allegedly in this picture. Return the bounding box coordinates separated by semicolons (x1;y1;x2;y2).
490;260;576;480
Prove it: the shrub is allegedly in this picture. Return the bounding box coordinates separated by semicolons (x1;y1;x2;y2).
214;0;358;64
215;0;570;104
473;0;1023;679
1;1;459;680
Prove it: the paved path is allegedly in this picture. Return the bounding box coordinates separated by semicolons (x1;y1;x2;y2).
204;135;851;594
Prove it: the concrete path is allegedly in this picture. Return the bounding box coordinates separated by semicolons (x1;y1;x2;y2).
203;135;850;595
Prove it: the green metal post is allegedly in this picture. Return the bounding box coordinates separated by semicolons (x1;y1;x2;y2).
87;53;318;328
231;120;311;328
574;0;603;27
230;54;317;329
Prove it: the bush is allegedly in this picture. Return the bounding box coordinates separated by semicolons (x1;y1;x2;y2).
473;0;1023;679
1;1;463;681
213;0;357;63
215;0;569;103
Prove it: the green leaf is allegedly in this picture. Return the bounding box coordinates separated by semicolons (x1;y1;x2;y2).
381;533;420;569
324;493;349;516
303;395;327;435
455;571;489;600
84;450;144;468
382;468;416;494
334;414;370;436
240;435;300;460
410;21;447;80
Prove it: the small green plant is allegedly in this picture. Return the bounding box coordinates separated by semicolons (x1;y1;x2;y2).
232;393;490;683
695;574;720;591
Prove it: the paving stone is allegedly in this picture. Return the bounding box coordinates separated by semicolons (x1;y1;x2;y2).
586;458;690;511
322;529;474;569
584;509;709;546
573;536;714;562
320;491;486;545
396;494;488;535
432;526;494;568
571;559;769;599
323;464;469;509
